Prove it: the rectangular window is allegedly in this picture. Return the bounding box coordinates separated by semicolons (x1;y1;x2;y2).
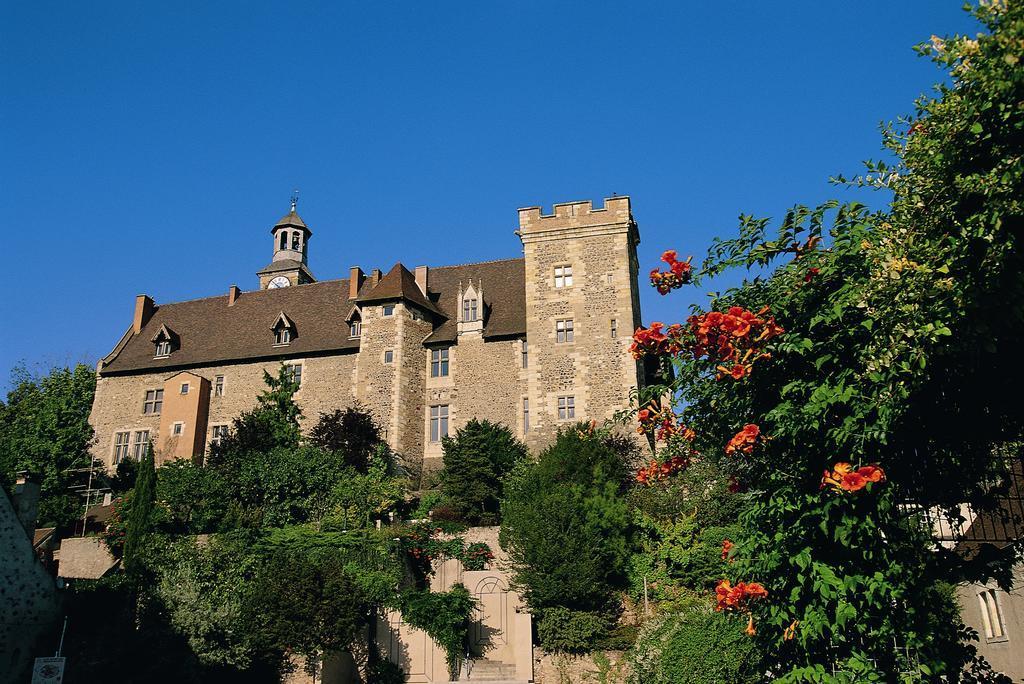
556;319;574;343
384;349;394;364
180;382;189;395
349;320;361;337
611;319;618;339
430;404;449;442
172;422;184;436
554;265;573;288
523;398;530;432
142;389;163;414
155;341;171;357
214;375;225;397
131;430;150;460
521;339;528;368
557;395;575;420
383;305;395;317
210;424;229;448
431;348;449;377
274;328;291;345
284;363;302;387
113;431;131;464
463;298;478;322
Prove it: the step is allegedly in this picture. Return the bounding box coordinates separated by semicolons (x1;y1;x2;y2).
463;658;522;681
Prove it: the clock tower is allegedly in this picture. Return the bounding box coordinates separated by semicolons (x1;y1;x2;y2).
258;197;316;289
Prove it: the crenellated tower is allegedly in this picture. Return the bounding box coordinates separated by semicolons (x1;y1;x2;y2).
518;196;643;450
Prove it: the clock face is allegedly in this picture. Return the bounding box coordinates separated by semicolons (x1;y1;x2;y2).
268;276;291;289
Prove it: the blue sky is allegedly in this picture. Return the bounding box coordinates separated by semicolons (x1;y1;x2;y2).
0;2;979;391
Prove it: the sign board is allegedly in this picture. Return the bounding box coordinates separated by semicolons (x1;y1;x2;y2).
31;657;66;684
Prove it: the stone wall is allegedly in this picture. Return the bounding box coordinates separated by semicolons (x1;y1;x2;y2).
957;563;1024;680
520;197;643;453
354;303;399;443
394;305;433;466
90;353;359;467
422;335;526;470
0;489;59;683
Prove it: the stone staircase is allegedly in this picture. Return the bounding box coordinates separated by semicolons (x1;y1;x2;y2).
463;658;524;682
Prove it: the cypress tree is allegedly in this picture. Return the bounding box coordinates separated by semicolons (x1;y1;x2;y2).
122;442;156;574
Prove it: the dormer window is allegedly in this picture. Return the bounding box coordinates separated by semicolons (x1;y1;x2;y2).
457;280;483;333
463;298;478;322
271;312;296;346
349;319;361;337
151;324;179;358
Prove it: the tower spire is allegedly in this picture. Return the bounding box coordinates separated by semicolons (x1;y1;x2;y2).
290;189;299;213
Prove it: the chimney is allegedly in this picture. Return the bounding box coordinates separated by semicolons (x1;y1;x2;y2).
349;267;365;300
12;473;40;540
369;269;382;287
228;285;241;306
415;266;429;296
133;294;155;334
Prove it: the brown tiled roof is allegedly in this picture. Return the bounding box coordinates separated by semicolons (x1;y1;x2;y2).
425;258;526;343
100;257;526;374
101;280;362;374
358;263;442;315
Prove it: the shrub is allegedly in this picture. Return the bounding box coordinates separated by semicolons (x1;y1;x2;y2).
628;609;761;684
439;419;527;524
500;426;630;617
536;607;611;653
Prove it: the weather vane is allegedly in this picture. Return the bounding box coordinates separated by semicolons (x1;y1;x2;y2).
290;189;299;212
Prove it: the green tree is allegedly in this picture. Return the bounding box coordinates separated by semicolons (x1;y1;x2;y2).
122;443;156;574
206;365;302;481
153;532;279;673
242;549;369;673
629;3;1024;679
439;418;527;524
0;363;96;528
309;405;384;472
156;459;230;533
500;426;630;650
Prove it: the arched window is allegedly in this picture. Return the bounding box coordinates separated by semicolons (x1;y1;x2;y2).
291;232;300;250
279;231;287;250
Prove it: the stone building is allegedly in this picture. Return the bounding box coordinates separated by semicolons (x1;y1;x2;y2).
88;196;644;472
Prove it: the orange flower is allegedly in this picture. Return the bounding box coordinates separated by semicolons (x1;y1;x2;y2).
839;471;868;492
744;582;768;600
716;579;769;613
745;614;757;636
783;620;799;641
715;580;736;611
833;462;853;475
821;462;886;494
729;364;748;380
856;464;886;483
721;539;734;561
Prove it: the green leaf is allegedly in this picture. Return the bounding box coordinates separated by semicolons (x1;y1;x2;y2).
970;122;983;134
